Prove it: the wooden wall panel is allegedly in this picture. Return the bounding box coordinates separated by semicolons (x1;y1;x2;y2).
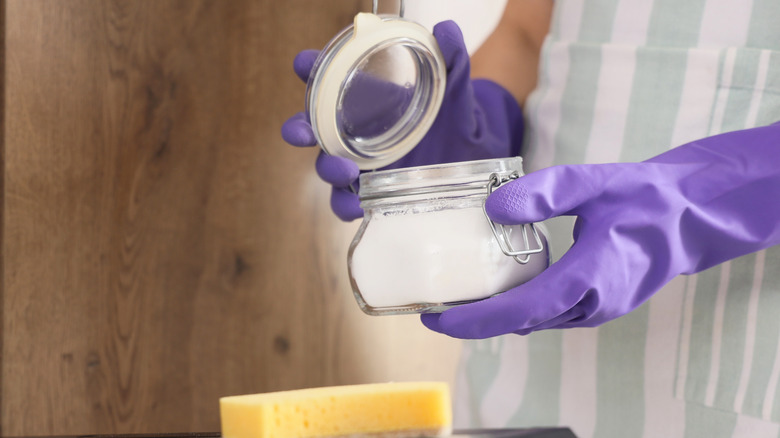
1;0;461;435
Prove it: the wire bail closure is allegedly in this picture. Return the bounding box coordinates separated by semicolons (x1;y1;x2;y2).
483;172;545;264
373;0;405;17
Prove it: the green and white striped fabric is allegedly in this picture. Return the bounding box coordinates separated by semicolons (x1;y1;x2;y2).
455;1;780;437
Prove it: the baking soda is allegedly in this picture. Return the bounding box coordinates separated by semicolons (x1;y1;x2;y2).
349;206;549;309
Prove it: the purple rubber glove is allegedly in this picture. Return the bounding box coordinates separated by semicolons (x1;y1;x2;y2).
281;20;524;221
421;122;780;339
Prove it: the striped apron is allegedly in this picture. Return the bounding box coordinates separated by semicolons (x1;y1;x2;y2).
455;1;780;437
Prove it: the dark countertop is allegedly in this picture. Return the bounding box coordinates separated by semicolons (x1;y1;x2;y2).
3;429;577;438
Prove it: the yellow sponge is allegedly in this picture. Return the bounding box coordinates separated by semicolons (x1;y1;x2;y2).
220;381;452;438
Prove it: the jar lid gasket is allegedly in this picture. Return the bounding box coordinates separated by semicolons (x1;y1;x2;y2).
306;13;446;170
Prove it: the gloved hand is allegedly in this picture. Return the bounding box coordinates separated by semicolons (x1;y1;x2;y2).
421;122;780;339
281;20;525;221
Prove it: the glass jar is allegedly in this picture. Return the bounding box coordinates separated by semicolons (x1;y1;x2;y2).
348;157;551;315
304;8;552;316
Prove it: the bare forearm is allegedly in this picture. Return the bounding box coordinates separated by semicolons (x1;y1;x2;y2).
470;0;553;106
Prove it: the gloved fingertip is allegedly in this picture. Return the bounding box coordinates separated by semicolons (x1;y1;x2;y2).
331;188;363;222
421;312;480;339
432;306;496;339
432;21;465;49
281;115;317;146
420;313;444;333
485;164;606;224
293;50;320;82
432;20;468;69
484;180;541;225
316;153;360;187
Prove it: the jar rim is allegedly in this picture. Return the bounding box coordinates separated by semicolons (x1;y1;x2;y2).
358;157;525;202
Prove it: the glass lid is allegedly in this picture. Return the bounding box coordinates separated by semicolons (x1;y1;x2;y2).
306;12;447;170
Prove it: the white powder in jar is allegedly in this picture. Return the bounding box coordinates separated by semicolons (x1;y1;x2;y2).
349;206;549;309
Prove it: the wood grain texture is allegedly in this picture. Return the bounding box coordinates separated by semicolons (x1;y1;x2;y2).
1;0;461;435
0;0;5;435
2;0;359;434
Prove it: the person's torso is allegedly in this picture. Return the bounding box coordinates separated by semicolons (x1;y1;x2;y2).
458;1;780;437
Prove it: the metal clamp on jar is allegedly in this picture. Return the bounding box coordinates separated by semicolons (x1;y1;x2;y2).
305;1;551;315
